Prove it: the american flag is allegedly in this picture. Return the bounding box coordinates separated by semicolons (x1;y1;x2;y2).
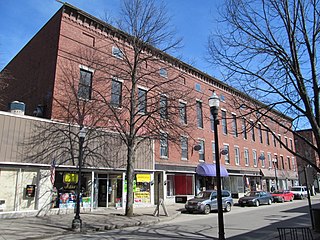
50;160;56;186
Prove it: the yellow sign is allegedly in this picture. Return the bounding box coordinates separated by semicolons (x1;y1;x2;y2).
63;173;78;183
136;174;151;182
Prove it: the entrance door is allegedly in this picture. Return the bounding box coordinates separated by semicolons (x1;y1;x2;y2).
108;175;123;208
98;179;108;207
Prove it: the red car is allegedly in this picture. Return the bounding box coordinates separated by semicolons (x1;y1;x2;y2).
272;190;294;202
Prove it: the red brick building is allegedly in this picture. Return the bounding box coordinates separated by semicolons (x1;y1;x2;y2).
1;3;298;208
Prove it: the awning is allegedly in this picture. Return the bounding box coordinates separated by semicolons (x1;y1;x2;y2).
196;163;229;177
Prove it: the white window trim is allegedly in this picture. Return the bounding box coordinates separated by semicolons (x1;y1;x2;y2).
79;65;94;73
234;145;240;166
223;143;230;165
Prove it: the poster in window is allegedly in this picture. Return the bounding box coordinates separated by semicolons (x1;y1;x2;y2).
26;185;36;198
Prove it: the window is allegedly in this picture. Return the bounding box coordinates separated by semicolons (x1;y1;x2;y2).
244;148;249;166
273;133;277;147
250;120;255;141
137;88;147;113
260;152;265;167
199;140;205;161
253;150;257;167
279;135;282;148
285;137;288;147
179;101;187;124
159;95;168;119
110;78;122;107
78;69;93;100
292;157;296;171
287;156;291;170
159;68;168;78
212;142;216;163
290;139;293;150
274;155;279;168
267;153;272;169
280;155;284;169
258;124;263;143
235;146;240;165
242;118;247;140
195;83;201;92
266;130;270;145
196;101;203;128
232;114;238;137
220;94;225;102
223;144;230;164
160;132;168;158
112;46;123;59
222;110;227;134
181;136;188;160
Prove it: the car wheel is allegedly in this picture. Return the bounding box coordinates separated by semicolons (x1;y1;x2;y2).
224;203;232;212
280;197;284;203
203;205;211;214
268;199;272;205
300;194;304;199
290;197;294;202
255;200;260;207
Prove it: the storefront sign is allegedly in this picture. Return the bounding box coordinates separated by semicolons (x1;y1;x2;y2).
63;173;78;183
25;185;36;198
136;174;151;183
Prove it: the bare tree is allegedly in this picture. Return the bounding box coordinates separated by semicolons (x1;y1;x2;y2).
97;0;197;216
208;0;320;170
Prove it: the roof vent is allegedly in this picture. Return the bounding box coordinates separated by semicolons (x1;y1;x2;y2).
9;101;25;115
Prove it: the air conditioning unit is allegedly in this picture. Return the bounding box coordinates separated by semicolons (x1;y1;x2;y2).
9;101;25;115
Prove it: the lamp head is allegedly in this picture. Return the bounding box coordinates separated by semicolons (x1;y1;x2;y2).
209;91;220;108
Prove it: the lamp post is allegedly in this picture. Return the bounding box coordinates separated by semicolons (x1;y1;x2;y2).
272;159;278;190
72;127;86;231
209;91;225;240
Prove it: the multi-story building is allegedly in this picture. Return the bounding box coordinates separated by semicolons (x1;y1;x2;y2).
0;3;298;216
295;129;320;193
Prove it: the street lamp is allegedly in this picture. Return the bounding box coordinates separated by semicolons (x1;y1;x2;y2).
209;91;225;240
272;158;278;190
72;127;86;231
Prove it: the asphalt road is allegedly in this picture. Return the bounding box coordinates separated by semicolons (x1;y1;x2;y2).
45;198;319;240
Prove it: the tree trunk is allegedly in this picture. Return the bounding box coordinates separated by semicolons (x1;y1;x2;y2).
125;143;135;217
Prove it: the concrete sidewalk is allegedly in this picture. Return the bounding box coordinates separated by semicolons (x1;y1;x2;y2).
0;203;184;240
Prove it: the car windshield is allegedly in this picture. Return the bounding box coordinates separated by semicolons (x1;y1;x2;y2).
196;191;214;199
291;187;302;191
273;191;284;194
245;192;260;197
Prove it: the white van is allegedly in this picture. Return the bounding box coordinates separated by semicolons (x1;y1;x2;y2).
290;186;308;199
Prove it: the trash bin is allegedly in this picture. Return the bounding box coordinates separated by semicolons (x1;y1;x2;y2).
313;208;320;232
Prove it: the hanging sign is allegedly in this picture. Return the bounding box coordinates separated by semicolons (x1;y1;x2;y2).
25;185;36;198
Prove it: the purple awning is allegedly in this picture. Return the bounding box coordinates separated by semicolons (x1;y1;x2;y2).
196;163;229;177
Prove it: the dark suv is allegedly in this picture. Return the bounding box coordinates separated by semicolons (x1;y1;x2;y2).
185;190;234;214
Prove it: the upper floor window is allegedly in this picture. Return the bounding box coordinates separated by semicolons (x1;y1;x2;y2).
292;157;296;171
78;68;93;100
110;78;122;107
280;155;284;169
235;146;240;165
212;141;216;163
267;153;272;169
179;101;187;124
112;46;124;59
278;134;282;148
181;136;188;160
258;124;263;143
159;68;168;78
196;101;203;128
242;118;247;140
232;114;238;137
199;140;205;161
160;132;168;158
159;95;168;119
273;133;277;147
266;130;270;145
195;83;201;92
222;110;227;134
285;137;288;147
244;148;249;166
137;88;147;114
290;139;293;150
223;144;230;164
250;120;255;142
253;150;257;167
260;152;265;167
287;156;291;170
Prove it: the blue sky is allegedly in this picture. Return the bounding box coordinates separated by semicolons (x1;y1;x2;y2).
0;0;223;78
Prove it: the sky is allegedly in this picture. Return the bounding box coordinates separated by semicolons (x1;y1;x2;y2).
0;0;223;78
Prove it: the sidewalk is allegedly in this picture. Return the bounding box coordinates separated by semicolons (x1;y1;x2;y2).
0;203;184;240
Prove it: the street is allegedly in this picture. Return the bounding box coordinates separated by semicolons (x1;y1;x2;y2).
44;196;320;240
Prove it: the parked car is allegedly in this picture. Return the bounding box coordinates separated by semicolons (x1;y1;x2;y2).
238;191;273;207
272;190;294;202
185;190;234;214
290;186;308;199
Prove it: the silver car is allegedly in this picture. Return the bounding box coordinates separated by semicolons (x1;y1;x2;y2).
185;190;234;214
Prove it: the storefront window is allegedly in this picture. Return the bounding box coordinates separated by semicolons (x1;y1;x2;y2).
167;174;193;196
134;174;151;204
